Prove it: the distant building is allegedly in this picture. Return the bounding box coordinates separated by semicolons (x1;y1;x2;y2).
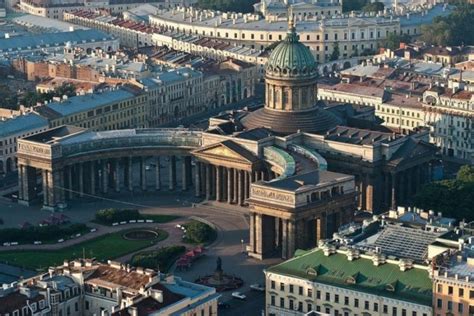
0;111;48;174
0;29;119;58
0;259;219;316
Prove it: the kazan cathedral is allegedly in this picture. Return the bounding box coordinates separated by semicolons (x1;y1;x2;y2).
17;20;437;260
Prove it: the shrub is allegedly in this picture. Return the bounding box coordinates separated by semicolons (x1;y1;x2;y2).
183;221;216;244
95;208;140;224
131;246;185;272
0;223;88;244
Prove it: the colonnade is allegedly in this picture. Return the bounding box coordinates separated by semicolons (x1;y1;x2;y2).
18;155;194;211
355;163;431;212
193;161;269;206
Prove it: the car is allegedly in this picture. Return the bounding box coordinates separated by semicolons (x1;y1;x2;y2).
218;302;231;309
231;292;246;300
250;283;265;292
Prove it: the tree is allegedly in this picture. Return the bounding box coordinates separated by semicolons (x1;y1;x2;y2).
420;3;474;46
329;42;340;61
362;1;384;13
20;82;77;107
381;33;412;50
457;165;474;183
414;165;474;221
343;0;370;12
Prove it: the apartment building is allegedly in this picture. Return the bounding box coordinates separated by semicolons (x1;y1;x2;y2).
265;245;433;316
0;259;219;316
0;110;48;174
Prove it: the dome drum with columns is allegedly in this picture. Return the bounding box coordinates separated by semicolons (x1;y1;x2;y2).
241;16;340;134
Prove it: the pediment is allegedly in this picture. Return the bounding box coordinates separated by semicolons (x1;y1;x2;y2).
192;140;259;166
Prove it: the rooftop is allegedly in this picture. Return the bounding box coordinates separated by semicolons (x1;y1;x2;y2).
263;170;352;191
266;248;432;306
38;88;136;118
0;113;48;138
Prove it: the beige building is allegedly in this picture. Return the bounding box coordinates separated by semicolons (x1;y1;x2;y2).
36;86;148;131
265;245;433;316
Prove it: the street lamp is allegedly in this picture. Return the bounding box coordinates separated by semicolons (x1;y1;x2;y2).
240;239;244;253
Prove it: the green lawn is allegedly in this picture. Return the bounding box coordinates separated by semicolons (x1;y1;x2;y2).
0;229;167;271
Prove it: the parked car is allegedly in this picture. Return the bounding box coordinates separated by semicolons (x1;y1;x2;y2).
250;283;265;292
231;292;246;300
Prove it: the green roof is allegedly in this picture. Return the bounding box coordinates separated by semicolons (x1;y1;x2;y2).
266;24;317;76
267;249;433;306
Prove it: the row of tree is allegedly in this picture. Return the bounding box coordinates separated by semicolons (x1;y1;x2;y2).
414;165;474;222
420;2;474;46
196;0;258;13
20;83;76;108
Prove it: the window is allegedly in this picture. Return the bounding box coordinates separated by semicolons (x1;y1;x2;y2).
335;294;339;303
383;305;388;313
307;288;313;297
271;280;275;289
458;303;464;313
289;285;294;293
299;286;303;295
307;303;313;312
325;292;330;301
374;302;379;312
280;297;285;307
364;301;369;310
316;290;321;299
459;288;464;297
298;302;303;311
280;283;285;291
468;290;473;299
448;286;453;295
392;307;397;316
85;301;89;310
448;301;453;311
402;309;406;316
271;295;275;306
289;299;294;310
354;298;359;308
344;296;349;305
437;299;443;308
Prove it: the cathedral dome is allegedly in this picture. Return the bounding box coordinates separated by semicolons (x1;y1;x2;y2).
266;22;317;78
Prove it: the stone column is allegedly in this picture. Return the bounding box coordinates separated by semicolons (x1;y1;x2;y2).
216;166;222;201
238;170;245;205
126;157;133;192
182;157;189;191
227;168;233;204
205;164;211;200
317;215;326;241
255;213;262;255
288;220;295;258
113;159;120;193
244;171;250;200
233;168;239;204
169;156;176;191
249;212;256;253
384;172;390;209
391;172;397;210
360;175;367;210
282;219;288;259
79;163;84;197
140;157;147;191
67;166;73;199
90;161;96;195
155;157;161;191
194;161;201;197
414;166;421;194
42;169;49;206
101;160;108;194
18;165;24;201
407;168;413;203
366;174;373;212
275;217;280;248
222;167;227;202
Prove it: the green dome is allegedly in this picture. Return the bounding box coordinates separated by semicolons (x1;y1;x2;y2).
266;25;317;78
